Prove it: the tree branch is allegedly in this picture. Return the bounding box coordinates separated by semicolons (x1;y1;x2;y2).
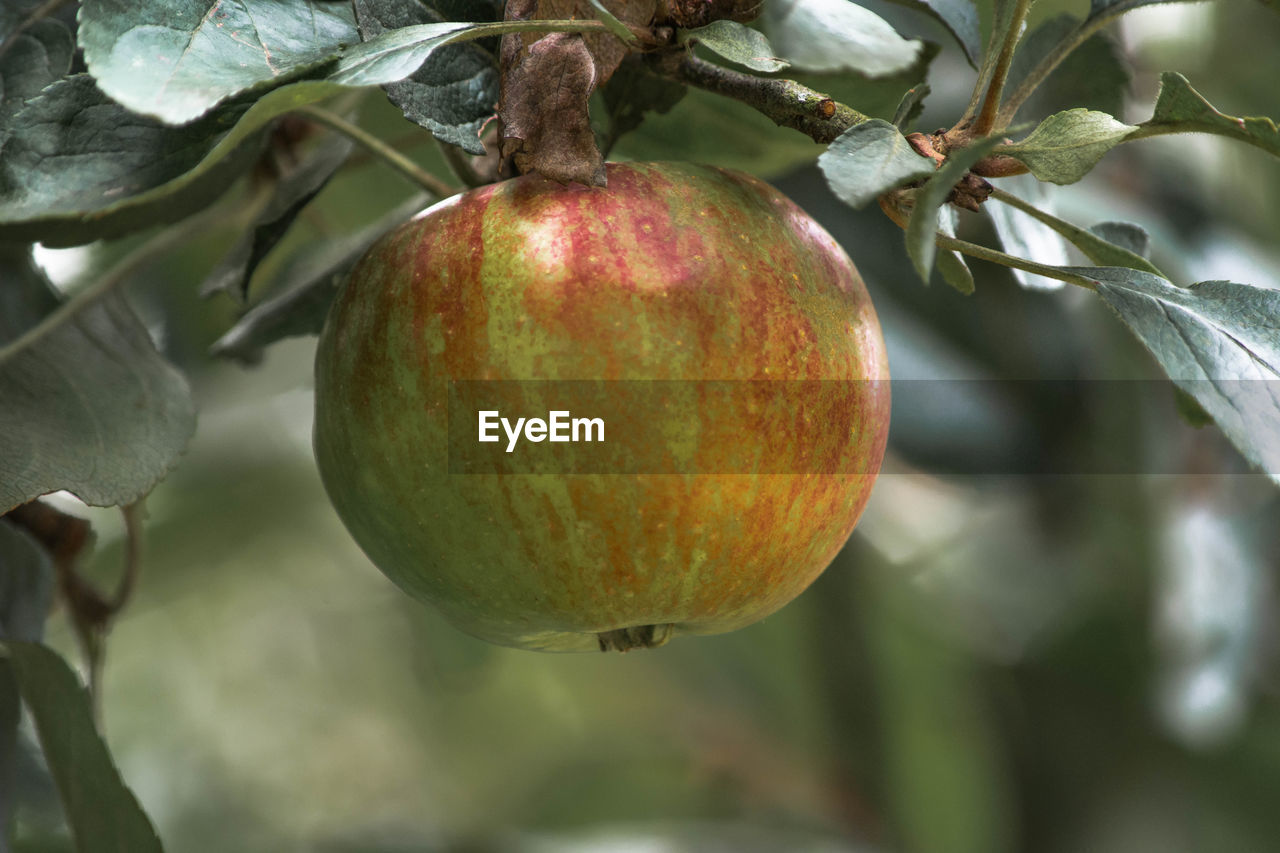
645;51;869;144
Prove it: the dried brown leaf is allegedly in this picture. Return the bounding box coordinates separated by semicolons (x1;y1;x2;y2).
499;32;607;186
656;0;761;28
538;0;657;84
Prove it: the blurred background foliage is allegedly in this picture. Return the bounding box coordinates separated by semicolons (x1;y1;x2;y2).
12;1;1280;851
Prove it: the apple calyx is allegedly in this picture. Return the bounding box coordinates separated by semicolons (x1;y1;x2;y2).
597;624;674;652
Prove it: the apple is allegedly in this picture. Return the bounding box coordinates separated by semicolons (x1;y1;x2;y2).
313;161;889;651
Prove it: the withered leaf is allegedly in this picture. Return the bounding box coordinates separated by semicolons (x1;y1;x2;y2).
538;0;657;84
658;0;761;28
498;0;657;90
499;31;607;186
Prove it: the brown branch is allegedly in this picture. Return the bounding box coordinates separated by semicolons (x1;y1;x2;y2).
645;50;869;144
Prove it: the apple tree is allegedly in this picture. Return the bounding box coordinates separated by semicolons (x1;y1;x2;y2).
2;0;1279;850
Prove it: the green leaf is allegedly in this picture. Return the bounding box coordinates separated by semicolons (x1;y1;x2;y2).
1088;221;1152;260
762;0;923;77
1;18;616;245
0;518;55;836
328;20;502;84
985;177;1071;290
1137;72;1280;158
936;208;974;294
881;0;980;67
1065;224;1158;273
989;180;1162;279
0;245;59;325
80;0;533;130
586;0;639;46
0;521;54;645
352;0;499;156
680;20;788;73
200;133;355;302
1088;268;1280;482
936;249;975;294
0;77;353;246
1008;14;1129;119
905;135;1004;282
818;119;937;209
1004;108;1136;184
79;0;358;125
211;192;432;364
3;642;164;853
0;75;264;246
0;17;73;126
892;84;931;130
0;0;61;42
0;249;196;513
994;202;1164;283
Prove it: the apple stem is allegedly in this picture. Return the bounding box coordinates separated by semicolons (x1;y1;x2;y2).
597;624;674;652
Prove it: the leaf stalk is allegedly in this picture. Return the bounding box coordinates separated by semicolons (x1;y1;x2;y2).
936;233;1100;290
989;187;1166;276
996;10;1127;126
972;0;1033;136
295;105;457;197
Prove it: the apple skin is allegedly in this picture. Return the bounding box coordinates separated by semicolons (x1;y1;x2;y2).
314;161;889;652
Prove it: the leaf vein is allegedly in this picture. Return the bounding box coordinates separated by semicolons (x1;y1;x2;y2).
158;0;225;103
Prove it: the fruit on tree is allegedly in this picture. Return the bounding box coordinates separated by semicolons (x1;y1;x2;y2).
313;161;890;652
